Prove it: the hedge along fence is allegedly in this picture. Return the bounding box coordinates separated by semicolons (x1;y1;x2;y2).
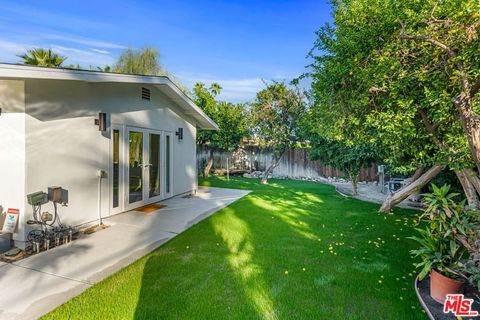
197;145;378;182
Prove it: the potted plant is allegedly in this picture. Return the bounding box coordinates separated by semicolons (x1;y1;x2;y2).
409;184;479;304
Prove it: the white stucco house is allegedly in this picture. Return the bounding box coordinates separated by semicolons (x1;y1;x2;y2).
0;63;218;248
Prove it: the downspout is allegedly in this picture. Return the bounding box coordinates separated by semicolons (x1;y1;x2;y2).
97;170;106;225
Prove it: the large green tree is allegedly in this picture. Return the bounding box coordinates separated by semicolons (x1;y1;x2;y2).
18;48;66;67
308;137;376;195
250;82;306;184
308;0;480;212
193;83;249;177
113;47;165;76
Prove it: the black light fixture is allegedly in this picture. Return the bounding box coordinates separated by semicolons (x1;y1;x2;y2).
176;127;183;140
94;112;107;131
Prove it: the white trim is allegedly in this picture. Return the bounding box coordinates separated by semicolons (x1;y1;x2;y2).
109;125;124;216
0;63;218;130
164;131;173;199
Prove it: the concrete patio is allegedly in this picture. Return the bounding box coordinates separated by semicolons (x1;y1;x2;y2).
0;186;250;320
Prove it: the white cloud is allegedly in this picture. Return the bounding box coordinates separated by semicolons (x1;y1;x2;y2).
0;38;116;67
50;45;115;66
0;39;33;61
43;34;126;50
90;48;110;55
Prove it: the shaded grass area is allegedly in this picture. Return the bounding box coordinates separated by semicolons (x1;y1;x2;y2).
44;177;425;319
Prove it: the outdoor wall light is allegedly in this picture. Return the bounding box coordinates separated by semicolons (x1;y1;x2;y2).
176;127;183;140
94;112;107;132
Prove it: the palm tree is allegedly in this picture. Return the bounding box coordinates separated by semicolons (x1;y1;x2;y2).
210;83;222;96
18;48;66;67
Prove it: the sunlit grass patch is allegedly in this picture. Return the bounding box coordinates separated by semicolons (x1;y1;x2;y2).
43;176;425;320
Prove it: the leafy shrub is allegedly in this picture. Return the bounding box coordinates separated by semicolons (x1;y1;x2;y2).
409;184;480;287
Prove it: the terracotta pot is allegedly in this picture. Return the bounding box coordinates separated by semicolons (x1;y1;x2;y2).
430;269;464;304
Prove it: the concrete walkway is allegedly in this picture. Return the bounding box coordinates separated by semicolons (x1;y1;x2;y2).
0;186;250;320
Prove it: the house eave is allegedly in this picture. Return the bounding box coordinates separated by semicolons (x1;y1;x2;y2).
0;63;219;130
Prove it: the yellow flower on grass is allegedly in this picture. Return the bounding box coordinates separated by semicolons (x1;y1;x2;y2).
302;268;306;271
285;271;289;275
378;280;382;284
186;246;190;249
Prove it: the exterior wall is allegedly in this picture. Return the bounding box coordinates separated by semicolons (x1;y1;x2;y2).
0;80;27;244
21;79;197;243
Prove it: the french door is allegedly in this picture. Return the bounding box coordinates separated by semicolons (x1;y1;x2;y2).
164;131;173;199
110;126;173;214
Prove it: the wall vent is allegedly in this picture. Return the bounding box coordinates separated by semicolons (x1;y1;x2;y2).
141;87;151;101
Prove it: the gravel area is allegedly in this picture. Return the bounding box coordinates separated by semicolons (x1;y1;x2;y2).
243;171;422;210
326;179;421;210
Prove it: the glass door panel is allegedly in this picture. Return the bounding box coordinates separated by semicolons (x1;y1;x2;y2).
164;132;172;197
128;131;143;204
149;133;161;198
112;129;120;208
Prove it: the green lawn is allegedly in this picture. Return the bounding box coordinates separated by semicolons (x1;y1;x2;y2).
44;177;425;319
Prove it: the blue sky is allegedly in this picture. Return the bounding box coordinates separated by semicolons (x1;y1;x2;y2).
0;0;332;101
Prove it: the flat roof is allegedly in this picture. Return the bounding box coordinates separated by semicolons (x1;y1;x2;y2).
0;63;218;130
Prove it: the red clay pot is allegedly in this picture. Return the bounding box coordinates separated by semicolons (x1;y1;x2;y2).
430;269;464;304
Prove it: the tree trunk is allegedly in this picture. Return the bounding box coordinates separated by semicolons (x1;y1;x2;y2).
455;169;480;209
348;172;359;196
378;165;445;213
454;95;480;174
261;151;285;184
463;168;480;196
410;167;425;181
203;149;214;178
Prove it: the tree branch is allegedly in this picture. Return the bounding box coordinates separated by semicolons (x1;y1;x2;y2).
398;20;471;96
418;108;441;133
471;77;480;98
398;20;457;58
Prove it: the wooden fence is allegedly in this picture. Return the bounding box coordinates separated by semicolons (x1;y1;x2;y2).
197;145;378;182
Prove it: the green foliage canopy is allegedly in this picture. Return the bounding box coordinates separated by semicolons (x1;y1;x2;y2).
250;82;306;158
18;48;66;67
113;47;165;76
308;137;376;182
307;0;480;175
193;83;248;151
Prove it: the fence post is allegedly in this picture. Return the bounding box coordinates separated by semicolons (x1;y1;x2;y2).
227;157;230;181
